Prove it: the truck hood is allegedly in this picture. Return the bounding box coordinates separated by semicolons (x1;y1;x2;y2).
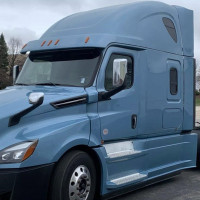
0;86;87;122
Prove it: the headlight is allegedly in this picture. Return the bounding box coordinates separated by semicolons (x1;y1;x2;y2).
0;140;38;164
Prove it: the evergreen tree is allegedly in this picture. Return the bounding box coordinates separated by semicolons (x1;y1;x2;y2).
0;33;8;69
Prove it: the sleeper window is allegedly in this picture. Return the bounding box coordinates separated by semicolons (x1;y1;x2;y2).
105;54;133;91
163;17;177;43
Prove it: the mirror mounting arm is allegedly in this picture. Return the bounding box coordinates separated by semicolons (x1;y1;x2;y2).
99;84;126;101
8;95;44;127
98;74;128;101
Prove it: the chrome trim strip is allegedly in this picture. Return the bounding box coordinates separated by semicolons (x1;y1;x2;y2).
111;173;147;185
55;98;86;107
51;95;87;109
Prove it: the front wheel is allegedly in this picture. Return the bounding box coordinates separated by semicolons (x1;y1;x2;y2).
50;150;96;200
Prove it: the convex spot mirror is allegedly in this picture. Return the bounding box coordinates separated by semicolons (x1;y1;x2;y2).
29;92;44;105
113;59;128;87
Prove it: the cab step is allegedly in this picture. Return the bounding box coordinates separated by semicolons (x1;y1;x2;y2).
107;172;147;189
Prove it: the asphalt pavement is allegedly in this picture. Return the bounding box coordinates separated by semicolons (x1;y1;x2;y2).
114;169;200;200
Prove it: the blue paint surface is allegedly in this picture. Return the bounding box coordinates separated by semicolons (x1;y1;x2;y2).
0;1;196;197
21;1;193;57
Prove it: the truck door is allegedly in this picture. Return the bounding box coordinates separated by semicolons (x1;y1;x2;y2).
162;59;183;130
97;47;139;141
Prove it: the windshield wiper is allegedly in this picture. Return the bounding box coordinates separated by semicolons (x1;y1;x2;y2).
16;82;76;87
15;83;29;86
35;82;61;86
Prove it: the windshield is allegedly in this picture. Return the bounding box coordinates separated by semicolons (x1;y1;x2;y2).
16;48;101;87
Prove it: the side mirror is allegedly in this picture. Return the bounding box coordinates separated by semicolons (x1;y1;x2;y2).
29;92;44;105
13;65;20;85
9;92;44;127
98;58;129;101
113;59;128;87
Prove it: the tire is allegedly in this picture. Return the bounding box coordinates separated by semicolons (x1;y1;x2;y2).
50;150;97;200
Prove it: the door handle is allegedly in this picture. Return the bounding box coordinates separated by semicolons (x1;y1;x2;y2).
132;115;137;129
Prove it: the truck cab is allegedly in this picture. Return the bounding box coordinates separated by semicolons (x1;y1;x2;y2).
0;2;197;200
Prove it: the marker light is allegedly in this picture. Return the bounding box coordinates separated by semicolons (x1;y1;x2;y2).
54;39;60;45
22;44;27;49
0;141;38;163
41;41;46;47
48;40;53;46
85;37;90;43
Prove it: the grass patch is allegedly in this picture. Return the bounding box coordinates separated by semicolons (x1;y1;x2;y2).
196;96;200;106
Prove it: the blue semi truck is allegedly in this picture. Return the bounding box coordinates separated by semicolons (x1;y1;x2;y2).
0;1;197;200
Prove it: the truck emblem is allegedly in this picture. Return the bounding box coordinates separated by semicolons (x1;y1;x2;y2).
103;129;109;135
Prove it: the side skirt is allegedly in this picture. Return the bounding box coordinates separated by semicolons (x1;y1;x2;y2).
101;171;181;200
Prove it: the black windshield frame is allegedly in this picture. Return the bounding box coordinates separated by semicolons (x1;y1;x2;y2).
16;48;103;88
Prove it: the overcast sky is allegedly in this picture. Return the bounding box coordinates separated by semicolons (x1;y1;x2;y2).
0;0;199;60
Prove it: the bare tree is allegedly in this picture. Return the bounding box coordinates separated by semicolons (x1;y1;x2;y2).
8;37;22;76
196;60;200;80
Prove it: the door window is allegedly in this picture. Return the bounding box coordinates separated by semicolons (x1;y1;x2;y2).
105;54;133;91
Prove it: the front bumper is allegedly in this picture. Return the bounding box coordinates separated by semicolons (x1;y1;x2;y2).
0;163;55;200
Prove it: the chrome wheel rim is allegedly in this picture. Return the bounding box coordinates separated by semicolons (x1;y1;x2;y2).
69;165;91;200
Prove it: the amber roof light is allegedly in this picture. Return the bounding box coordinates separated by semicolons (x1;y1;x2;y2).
47;40;53;46
22;44;27;49
54;40;60;45
41;41;46;47
85;37;90;43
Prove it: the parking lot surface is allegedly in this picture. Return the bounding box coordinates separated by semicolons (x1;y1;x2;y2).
114;169;200;200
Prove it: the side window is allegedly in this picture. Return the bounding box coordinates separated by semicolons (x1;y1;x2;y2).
105;54;133;91
170;68;178;95
163;17;177;43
